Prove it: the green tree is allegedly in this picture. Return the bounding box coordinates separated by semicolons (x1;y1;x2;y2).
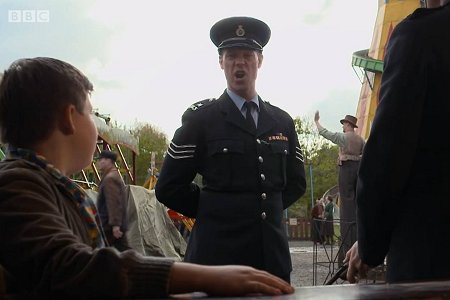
288;116;338;218
130;123;168;185
294;116;327;163
310;144;339;201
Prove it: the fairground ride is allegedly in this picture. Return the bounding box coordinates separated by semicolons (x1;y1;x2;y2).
352;0;423;139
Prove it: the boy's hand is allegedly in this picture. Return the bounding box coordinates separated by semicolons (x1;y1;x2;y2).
169;263;295;296
203;265;294;296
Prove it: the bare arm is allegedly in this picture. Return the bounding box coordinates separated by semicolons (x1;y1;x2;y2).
314;110;346;147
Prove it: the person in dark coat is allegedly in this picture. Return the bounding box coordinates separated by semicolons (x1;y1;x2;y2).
96;150;130;252
345;0;450;284
155;16;306;282
322;196;335;245
310;199;324;244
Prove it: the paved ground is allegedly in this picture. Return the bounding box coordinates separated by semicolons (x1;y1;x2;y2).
289;240;387;288
289;240;345;287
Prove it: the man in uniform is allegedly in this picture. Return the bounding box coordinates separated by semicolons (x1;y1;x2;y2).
345;0;450;283
155;16;306;282
314;111;364;264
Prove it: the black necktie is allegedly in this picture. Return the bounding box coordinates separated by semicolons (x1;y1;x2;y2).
243;101;256;132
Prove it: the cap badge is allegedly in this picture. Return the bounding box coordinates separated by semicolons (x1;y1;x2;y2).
235;25;245;37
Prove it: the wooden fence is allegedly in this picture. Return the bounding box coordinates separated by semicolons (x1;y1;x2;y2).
285;218;311;240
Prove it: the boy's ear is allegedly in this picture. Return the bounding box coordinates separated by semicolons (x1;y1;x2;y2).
59;104;76;135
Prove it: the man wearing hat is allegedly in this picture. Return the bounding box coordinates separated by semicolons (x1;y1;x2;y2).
156;16;306;282
96;150;130;251
314;111;365;264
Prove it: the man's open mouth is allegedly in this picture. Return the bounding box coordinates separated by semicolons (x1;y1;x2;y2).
235;71;245;79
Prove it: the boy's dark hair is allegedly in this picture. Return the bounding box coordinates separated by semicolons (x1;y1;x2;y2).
0;57;93;148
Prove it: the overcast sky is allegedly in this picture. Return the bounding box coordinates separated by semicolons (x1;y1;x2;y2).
1;0;378;139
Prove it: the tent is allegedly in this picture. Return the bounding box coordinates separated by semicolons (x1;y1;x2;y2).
87;185;186;260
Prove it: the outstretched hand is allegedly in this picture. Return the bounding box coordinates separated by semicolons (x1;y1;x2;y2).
314;110;320;122
169;263;295;296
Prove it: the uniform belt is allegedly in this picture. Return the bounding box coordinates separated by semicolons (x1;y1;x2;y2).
340;159;360;164
339;154;361;161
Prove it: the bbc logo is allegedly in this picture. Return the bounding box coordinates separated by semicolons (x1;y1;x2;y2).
8;10;50;23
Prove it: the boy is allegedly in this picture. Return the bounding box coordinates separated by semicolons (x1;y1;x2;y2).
0;57;294;297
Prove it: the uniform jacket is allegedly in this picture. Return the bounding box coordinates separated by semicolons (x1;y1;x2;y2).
156;91;306;281
357;3;450;283
97;168;128;232
0;158;173;297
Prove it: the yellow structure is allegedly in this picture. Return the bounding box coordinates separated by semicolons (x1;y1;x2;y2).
353;0;422;139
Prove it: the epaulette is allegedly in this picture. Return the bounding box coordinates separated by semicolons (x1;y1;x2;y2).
187;98;216;111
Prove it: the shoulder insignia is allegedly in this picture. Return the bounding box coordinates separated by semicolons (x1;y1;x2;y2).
188;98;216;111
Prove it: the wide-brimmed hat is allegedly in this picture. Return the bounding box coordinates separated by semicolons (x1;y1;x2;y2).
340;115;358;128
96;150;117;162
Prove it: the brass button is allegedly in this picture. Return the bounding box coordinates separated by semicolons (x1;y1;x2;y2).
284;149;288;155
223;148;228;153
258;156;263;163
260;174;266;181
261;212;267;220
256;139;261;144
261;193;267;200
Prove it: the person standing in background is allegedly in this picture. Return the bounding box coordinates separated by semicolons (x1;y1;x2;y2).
96;150;131;252
311;199;324;245
322;196;335;245
314;112;364;263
